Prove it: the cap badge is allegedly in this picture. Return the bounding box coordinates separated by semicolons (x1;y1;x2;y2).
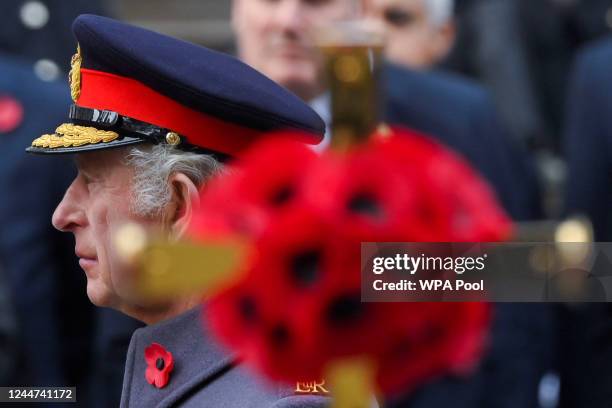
68;44;82;102
165;132;181;146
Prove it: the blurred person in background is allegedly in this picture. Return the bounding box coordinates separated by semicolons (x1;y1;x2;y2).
564;36;612;243
0;54;82;403
231;1;551;408
0;1;143;407
364;0;456;69
446;0;612;152
561;35;612;408
442;0;549;151
231;0;540;222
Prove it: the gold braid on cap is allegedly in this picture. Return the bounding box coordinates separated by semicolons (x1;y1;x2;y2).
69;44;82;102
31;124;119;149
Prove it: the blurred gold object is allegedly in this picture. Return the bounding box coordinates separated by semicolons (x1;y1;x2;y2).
516;216;593;267
528;245;555;274
554;217;593;267
327;358;377;408
316;21;385;150
115;222;149;265
114;223;245;300
515;216;593;244
137;238;244;299
333;55;364;84
315;25;386;406
375;123;392;138
555;217;593;244
517;216;594;299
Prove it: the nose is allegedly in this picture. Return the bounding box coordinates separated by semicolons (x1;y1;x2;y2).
52;176;88;232
273;0;306;33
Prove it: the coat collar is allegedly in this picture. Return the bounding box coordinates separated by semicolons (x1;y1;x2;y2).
120;305;236;408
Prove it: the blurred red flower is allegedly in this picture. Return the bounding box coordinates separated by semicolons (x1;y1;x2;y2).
190;135;317;240
193;126;512;395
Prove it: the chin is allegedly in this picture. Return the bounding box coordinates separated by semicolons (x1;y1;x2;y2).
86;281;116;308
269;65;318;92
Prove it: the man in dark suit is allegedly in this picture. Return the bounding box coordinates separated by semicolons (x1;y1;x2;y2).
561;36;612;408
384;65;552;408
231;1;548;407
564;37;612;242
30;14;330;407
383;64;540;221
448;0;612;151
0;53;89;403
231;0;540;222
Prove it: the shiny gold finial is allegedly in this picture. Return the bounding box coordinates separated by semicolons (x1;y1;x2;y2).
333;55;363;84
68;44;82;102
375;123;392;138
327;357;377;408
554;216;594;267
316;21;385;150
166;132;181;146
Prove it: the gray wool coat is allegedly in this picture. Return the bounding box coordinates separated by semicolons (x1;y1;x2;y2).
120;307;330;408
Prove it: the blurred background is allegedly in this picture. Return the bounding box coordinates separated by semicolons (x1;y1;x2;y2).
2;0;612;407
10;0;612;216
110;0;612;219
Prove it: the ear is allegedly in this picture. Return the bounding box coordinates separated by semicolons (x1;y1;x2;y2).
164;172;200;239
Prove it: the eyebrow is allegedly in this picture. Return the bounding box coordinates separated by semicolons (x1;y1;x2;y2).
73;157;95;179
74;155;95;171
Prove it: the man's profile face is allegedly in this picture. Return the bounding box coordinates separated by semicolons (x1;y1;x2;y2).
52;149;155;310
365;0;454;69
232;0;356;101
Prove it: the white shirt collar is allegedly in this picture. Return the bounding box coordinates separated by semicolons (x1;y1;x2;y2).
309;92;331;152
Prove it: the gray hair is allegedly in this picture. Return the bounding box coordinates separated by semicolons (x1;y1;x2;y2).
125;144;222;217
425;0;454;27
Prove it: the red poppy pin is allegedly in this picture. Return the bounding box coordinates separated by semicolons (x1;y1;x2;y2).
144;343;174;389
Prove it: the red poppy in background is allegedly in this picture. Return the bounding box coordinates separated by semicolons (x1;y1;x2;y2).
376;302;491;394
303;148;420;241
193;125;511;395
144;343;174;389
190;135;317;240
369;127;513;242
